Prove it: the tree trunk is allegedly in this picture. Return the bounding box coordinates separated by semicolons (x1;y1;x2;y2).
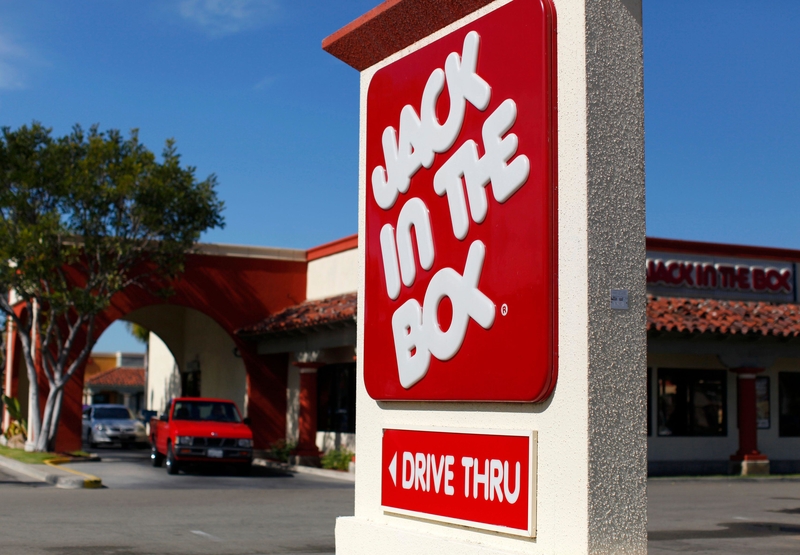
36;387;57;452
16;333;42;450
47;387;65;451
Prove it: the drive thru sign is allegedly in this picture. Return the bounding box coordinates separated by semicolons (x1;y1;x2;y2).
382;428;537;536
363;0;557;402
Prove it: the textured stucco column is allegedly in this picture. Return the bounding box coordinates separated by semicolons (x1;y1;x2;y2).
328;0;646;553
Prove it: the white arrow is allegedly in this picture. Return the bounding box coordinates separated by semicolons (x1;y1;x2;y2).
389;452;397;487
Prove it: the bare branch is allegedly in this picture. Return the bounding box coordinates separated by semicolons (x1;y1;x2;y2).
62;317;95;385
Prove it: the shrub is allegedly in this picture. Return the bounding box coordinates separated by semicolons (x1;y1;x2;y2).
1;395;27;440
321;448;354;471
267;439;296;463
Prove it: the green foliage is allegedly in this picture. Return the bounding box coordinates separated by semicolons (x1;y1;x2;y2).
267;439;296;463
1;395;27;439
0;122;225;451
0;122;225;317
125;322;150;344
321;447;354;471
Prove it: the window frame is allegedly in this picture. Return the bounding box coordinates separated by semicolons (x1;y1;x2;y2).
657;368;728;438
778;372;800;437
316;363;356;434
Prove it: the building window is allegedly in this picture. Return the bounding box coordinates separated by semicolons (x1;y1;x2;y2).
779;372;800;437
317;363;356;434
181;370;201;397
657;369;727;437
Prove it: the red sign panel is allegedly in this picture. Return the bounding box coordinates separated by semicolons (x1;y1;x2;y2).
363;0;557;401
381;428;537;536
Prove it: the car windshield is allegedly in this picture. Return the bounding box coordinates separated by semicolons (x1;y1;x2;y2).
172;401;240;423
93;407;133;420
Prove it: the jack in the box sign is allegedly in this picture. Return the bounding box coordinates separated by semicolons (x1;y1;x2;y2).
363;0;557;402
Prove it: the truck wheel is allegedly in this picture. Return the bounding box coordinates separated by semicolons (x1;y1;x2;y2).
151;443;164;467
166;442;180;475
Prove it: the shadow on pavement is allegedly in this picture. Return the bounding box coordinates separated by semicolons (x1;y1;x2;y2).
649;522;800;541
176;464;293;478
0;479;50;487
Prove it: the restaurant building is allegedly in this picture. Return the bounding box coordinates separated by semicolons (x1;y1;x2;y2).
237;235;800;475
645;238;800;475
8;233;799;475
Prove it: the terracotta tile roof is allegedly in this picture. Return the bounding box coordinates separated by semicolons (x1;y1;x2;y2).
238;292;800;339
85;367;145;389
238;292;357;337
647;295;800;338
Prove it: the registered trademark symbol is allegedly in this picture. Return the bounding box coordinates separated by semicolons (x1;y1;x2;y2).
501;303;508;316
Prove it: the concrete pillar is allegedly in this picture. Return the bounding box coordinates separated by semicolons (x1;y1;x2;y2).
325;0;646;553
294;362;324;462
242;349;288;450
731;368;769;475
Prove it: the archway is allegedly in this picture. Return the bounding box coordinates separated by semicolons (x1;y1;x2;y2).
4;245;308;451
124;305;248;416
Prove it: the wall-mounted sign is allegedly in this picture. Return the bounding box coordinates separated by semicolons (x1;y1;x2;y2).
381;428;537;537
363;0;557;401
646;251;796;303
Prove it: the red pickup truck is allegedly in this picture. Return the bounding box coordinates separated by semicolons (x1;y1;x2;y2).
150;397;254;475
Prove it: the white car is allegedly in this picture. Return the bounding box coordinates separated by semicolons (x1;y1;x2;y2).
82;404;148;448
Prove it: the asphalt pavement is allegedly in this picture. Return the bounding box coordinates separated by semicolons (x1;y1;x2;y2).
648;477;800;554
2;448;800;554
60;446;354;490
0;446;354;555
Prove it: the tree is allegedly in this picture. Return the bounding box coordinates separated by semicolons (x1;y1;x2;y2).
0;123;224;451
125;322;150;344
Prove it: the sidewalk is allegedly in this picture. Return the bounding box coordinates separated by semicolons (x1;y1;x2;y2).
253;458;355;482
0;453;101;488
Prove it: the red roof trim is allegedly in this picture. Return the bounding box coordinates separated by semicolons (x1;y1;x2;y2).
303;235;799;266
322;0;496;71
307;234;358;262
647;237;800;262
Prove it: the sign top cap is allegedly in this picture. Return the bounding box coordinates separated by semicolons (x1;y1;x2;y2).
322;0;496;71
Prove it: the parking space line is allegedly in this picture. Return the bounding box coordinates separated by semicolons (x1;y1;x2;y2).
191;530;222;542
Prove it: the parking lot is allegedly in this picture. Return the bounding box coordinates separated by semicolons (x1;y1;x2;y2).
648;478;800;554
0;447;354;555
1;448;800;554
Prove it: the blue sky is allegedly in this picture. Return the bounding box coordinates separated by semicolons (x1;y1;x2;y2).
0;0;796;351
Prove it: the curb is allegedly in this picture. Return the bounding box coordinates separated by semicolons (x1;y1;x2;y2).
0;454;102;489
253;458;355;483
44;457;103;488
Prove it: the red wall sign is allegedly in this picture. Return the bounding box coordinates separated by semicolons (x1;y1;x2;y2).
363;0;558;401
381;428;537;536
645;251;796;303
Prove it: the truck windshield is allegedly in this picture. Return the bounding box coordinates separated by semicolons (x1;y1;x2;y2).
172;401;241;423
